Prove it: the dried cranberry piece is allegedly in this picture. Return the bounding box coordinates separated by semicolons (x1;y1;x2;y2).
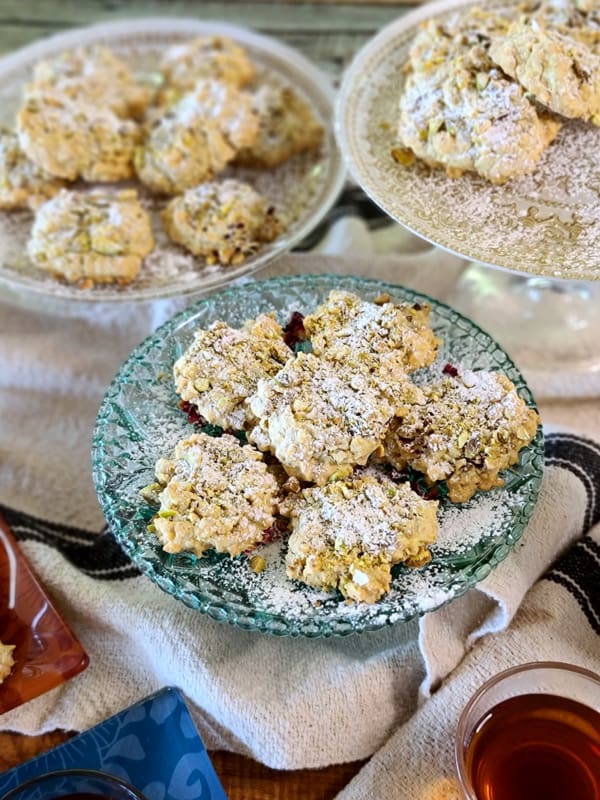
242;518;290;554
283;311;307;348
442;363;459;377
178;400;208;427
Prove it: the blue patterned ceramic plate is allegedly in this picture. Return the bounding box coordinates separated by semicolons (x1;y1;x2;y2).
0;687;226;800
92;274;544;637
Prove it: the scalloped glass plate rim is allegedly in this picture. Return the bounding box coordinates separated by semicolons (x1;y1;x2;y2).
334;0;600;281
92;273;544;637
0;17;345;304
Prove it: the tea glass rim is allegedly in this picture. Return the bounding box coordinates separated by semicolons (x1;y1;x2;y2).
1;767;148;800
454;660;600;800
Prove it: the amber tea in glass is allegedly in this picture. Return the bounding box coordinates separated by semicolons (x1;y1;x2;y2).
455;662;600;800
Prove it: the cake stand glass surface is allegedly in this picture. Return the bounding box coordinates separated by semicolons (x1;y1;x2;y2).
447;267;600;394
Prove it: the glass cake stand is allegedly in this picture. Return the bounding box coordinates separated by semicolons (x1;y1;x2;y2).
447;267;600;396
334;0;600;395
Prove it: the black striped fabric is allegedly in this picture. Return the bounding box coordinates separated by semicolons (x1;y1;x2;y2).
543;434;600;635
1;505;139;581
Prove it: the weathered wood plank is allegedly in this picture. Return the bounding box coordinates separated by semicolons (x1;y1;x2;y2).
0;2;417;74
0;1;413;31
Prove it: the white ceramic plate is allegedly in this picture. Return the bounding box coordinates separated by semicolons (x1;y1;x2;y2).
335;0;600;281
0;18;345;305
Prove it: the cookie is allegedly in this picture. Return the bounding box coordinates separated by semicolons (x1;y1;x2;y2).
27;188;154;285
30;45;151;120
17;92;140;182
303;290;440;376
173;313;292;430
383;368;540;503
247;351;424;486
235;84;324;168
0;641;15;685
0;127;64;210
489;17;600;124
159;35;255;103
532;0;600;52
397;9;561;183
189;78;259;149
146;432;279;558
281;473;438;603
135;81;258;194
161;179;281;264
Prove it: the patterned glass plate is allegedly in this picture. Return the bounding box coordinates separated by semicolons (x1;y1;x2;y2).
92;274;544;637
0;512;89;714
0;18;344;306
335;0;600;281
0;686;226;800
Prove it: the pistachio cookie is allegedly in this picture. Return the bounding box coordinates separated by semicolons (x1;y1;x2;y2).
27;188;154;285
173;313;292;430
30;45;151;120
533;0;600;53
147;432;279;558
0;128;64;210
135;81;258;194
489;17;600;125
158;35;255;103
248;351;424;486
303;289;440;376
397;9;561;183
0;641;15;685
383;368;540;503
235;84;324;168
162;179;281;264
281;473;438;603
17;92;140;182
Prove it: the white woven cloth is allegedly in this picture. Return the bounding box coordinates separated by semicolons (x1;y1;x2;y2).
1;244;599;786
337;493;600;800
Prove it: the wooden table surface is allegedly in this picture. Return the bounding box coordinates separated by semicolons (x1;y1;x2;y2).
0;1;419;797
0;0;417;79
0;730;367;799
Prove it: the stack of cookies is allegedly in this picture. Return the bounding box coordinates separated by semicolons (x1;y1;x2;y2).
395;0;600;183
142;290;539;605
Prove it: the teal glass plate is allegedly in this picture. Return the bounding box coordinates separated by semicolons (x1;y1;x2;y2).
92;274;544;637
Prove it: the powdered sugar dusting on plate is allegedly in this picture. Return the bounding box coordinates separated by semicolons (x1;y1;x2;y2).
436;490;522;552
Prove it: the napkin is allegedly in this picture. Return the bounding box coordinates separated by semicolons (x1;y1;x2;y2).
1;245;599;776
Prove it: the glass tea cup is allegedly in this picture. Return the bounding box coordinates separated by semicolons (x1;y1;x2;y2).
455;661;600;800
0;769;148;800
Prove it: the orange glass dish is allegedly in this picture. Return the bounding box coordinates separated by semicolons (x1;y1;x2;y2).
0;511;89;714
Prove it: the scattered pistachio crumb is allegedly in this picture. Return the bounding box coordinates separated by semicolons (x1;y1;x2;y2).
391;147;416;166
250;555;267;573
373;293;391;305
